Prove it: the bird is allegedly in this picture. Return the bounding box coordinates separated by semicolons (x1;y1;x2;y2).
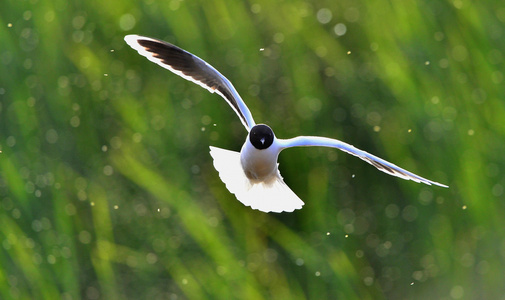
124;34;448;213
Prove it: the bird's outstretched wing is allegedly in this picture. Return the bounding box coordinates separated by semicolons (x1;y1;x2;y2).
279;136;448;188
124;35;256;131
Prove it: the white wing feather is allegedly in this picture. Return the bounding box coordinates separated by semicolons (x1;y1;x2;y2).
279;136;448;188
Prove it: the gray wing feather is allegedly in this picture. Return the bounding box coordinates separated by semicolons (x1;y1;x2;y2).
124;35;256;131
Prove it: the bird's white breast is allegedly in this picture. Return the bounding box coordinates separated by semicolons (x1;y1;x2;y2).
240;137;281;182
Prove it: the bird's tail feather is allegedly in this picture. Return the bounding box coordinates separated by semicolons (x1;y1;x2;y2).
209;146;304;213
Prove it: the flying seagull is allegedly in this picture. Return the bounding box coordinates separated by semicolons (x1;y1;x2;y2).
124;35;448;213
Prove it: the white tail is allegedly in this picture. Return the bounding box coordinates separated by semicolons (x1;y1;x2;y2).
209;146;304;213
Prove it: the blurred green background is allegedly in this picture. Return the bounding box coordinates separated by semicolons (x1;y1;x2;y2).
1;0;504;299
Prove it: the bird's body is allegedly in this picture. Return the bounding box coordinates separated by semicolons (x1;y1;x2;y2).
240;141;279;182
124;34;448;213
240;124;279;181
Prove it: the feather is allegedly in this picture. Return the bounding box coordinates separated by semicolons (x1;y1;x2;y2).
209;146;304;213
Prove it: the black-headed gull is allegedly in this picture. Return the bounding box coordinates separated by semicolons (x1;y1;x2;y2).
124;35;448;213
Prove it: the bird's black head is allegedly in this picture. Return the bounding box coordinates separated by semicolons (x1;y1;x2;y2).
249;124;274;150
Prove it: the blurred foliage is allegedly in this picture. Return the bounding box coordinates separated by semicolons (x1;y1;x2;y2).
1;0;504;299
